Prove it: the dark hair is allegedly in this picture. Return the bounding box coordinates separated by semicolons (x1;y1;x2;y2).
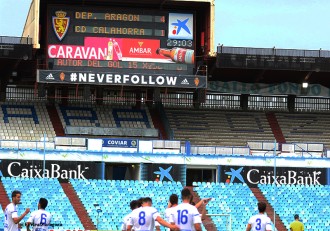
11;190;22;199
142;197;152;203
169;194;178;205
130;200;139;210
137;197;143;207
39;198;48;209
258;202;267;213
181;188;192;200
294;214;299;219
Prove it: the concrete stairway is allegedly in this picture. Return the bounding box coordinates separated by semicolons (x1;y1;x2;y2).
266;112;286;144
0;180;10;210
187;186;217;231
61;182;96;230
250;187;287;231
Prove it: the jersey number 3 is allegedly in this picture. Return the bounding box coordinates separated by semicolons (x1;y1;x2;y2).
256;218;261;230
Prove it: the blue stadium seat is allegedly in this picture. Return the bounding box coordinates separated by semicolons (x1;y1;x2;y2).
2;177;83;230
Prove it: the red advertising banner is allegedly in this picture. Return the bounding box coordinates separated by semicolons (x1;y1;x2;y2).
120;38;167;61
48;37;170;62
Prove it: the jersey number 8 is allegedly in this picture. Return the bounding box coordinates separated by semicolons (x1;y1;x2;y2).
138;212;146;225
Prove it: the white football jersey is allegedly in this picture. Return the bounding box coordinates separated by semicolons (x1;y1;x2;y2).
170;203;201;231
4;203;18;231
164;207;174;231
121;212;131;231
128;206;160;231
26;209;52;231
248;214;272;231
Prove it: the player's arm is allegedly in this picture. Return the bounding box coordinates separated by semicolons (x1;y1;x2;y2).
192;207;202;231
13;208;30;224
126;216;133;231
265;218;272;231
121;217;127;231
266;224;273;231
195;198;211;209
246;223;252;231
155;221;161;231
25;211;35;231
121;223;126;231
200;198;210;221
194;223;202;231
26;221;32;231
155;216;179;230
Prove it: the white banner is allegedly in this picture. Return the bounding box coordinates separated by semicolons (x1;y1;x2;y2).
208;81;330;97
1;150;330;168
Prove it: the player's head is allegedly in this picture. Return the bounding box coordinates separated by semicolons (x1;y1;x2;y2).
11;190;22;204
181;188;192;201
142;197;152;206
130;200;139;210
137;197;143;207
257;202;267;213
169;194;178;206
38;198;48;209
294;214;299;220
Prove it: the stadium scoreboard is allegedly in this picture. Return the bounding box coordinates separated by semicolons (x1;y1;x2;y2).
47;5;196;75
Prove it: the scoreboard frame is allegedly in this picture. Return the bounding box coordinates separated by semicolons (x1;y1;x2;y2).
46;5;197;75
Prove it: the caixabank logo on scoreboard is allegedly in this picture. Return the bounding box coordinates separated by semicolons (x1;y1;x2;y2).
221;165;326;187
168;13;193;40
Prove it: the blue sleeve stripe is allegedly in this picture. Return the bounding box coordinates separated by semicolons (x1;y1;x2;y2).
152;212;157;215
193;214;200;217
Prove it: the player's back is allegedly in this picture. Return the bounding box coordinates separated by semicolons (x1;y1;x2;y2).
164;207;174;231
4;203;18;231
28;209;52;231
129;206;159;231
248;214;272;231
170;203;201;231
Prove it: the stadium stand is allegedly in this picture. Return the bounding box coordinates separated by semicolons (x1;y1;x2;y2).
0;101;55;143
56;104;155;132
259;184;330;231
275;112;330;148
165;108;275;146
0;208;3;230
70;179;182;231
193;182;266;230
1;177;83;230
53;103;160;139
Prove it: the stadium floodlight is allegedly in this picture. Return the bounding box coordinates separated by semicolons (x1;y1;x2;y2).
302;82;308;88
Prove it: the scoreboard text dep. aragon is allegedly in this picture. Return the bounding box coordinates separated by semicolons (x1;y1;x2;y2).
39;5;206;88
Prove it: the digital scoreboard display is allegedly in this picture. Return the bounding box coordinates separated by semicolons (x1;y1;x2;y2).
47;6;195;75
